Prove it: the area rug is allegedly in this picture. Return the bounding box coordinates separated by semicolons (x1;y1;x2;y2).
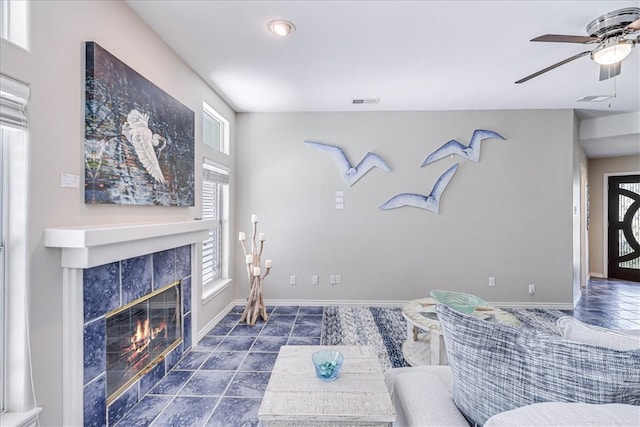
501;307;565;333
321;305;566;371
321;306;409;371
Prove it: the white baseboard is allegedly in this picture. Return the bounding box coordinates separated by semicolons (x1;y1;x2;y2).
590;272;605;279
265;299;576;310
489;302;574;310
264;299;574;311
263;298;407;307
195;300;237;343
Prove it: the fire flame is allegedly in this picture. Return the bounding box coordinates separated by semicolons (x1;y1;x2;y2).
126;318;168;365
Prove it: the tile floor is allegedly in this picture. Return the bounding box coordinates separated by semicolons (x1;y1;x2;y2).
562;278;640;331
113;304;322;426
114;278;639;427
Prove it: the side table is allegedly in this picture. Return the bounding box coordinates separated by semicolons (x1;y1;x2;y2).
402;297;520;366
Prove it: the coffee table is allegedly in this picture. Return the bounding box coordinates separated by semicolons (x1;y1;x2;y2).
258;345;397;426
402;297;521;366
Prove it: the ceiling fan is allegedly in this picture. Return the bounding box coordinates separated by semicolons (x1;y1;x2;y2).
516;7;640;84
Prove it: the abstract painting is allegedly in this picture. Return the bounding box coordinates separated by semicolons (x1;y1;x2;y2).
84;41;194;206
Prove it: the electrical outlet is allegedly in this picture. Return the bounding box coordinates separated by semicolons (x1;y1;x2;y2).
312;275;319;285
489;277;496;287
336;274;342;284
330;275;336;285
290;275;296;285
528;284;535;295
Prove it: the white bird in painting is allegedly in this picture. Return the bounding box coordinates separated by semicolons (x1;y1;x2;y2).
421;129;505;166
304;140;391;186
379;163;460;214
122;109;167;184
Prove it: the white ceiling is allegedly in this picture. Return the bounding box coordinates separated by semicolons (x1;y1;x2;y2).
125;0;640;157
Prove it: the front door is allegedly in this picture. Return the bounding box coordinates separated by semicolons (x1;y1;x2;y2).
608;174;640;282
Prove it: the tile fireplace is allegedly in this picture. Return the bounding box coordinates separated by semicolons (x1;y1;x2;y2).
83;247;191;426
44;220;213;427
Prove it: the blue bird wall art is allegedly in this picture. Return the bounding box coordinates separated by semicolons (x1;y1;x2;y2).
421;129;505;166
304;140;391;186
379;163;460;214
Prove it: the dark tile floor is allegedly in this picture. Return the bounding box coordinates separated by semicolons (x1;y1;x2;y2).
563;278;640;331
114;278;639;426
113;305;322;427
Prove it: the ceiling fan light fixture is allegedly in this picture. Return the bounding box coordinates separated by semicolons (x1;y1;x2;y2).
592;39;633;65
268;19;295;37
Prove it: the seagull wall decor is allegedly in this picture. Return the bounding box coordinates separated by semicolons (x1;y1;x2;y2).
379;163;460;214
421;129;505;166
122;109;167;184
304;140;391;186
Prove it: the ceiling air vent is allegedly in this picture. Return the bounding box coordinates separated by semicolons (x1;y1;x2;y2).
575;95;615;102
352;98;380;105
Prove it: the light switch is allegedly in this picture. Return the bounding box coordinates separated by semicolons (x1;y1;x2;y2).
335;191;344;209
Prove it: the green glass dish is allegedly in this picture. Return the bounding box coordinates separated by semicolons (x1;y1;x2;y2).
430;290;486;314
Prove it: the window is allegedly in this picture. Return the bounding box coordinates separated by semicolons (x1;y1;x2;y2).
203;102;229;154
0;0;29;50
1;74;35;420
202;159;229;297
201;102;230;300
0;128;4;414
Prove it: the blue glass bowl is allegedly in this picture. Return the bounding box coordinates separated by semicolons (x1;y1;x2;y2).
430;290;486;314
312;349;344;381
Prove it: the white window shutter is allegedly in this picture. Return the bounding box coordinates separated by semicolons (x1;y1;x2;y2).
0;74;29;130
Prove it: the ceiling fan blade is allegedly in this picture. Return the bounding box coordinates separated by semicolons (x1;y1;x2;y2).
515;50;592;84
599;62;622;81
627;18;640;31
531;34;599;43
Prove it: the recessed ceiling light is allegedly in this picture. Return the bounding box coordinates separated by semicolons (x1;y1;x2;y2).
268;19;295;37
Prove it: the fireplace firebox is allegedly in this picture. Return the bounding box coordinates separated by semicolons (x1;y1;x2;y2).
105;281;182;403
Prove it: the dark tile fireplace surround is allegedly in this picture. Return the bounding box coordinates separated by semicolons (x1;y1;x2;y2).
83;245;192;426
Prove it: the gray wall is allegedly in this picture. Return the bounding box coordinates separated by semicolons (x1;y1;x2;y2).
235;110;579;304
1;1;236;425
588;154;640;277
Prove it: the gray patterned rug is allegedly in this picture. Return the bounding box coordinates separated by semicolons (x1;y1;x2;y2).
321;306;409;371
501;307;566;333
321;305;566;370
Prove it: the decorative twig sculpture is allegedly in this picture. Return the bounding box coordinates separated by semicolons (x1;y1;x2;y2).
238;214;272;325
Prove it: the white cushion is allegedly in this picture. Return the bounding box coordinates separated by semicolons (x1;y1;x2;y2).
485;402;640;426
557;316;640;351
384;366;468;427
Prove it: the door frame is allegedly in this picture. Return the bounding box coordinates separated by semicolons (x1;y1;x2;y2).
602;171;640;278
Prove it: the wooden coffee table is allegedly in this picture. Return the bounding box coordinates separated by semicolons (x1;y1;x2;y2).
258;345;397;426
402;297;521;366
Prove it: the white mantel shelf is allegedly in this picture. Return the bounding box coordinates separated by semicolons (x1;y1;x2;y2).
45;219;214;269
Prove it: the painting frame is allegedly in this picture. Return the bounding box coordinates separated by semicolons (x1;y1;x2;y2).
84;41;195;206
